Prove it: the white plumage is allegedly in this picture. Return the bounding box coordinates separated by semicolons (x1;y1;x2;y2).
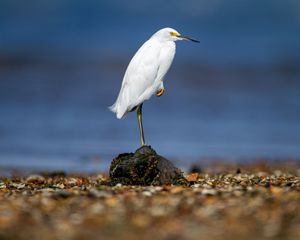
109;27;177;119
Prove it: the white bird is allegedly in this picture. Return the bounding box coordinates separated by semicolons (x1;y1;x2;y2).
109;27;199;146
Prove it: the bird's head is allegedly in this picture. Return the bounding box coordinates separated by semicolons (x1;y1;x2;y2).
152;27;200;43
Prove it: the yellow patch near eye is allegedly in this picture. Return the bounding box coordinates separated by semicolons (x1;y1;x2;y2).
170;31;180;37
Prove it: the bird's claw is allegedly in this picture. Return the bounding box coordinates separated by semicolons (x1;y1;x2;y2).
156;87;165;97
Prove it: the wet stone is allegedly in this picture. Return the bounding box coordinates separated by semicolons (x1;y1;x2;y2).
109;145;188;186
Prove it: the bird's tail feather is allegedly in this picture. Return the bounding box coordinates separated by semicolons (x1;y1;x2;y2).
108;103;116;113
108;102;126;119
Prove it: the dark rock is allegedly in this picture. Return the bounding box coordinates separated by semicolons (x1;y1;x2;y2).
189;165;202;174
109;145;188;186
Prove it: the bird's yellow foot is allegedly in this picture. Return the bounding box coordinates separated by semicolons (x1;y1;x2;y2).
156;87;165;97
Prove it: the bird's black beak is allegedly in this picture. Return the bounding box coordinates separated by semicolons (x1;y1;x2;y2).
181;36;200;43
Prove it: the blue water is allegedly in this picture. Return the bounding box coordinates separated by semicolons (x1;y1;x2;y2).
0;1;300;172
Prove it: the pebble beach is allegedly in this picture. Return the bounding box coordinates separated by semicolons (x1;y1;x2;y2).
0;162;299;240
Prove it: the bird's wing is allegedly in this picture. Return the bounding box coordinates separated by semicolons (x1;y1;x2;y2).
126;41;176;105
112;39;175;118
117;39;162;110
154;42;176;85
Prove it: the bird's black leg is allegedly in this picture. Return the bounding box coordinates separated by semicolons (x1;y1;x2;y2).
137;104;145;146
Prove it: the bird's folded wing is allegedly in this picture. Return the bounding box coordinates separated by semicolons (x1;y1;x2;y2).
119;39;162;109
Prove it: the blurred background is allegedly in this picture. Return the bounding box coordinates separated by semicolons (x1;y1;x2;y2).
0;0;300;172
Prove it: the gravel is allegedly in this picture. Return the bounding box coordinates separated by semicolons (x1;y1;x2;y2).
0;163;299;240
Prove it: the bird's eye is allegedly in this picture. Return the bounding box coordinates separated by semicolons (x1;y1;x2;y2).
170;31;179;37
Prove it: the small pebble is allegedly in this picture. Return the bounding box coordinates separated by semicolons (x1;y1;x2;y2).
142;191;152;197
201;189;217;196
25;174;45;184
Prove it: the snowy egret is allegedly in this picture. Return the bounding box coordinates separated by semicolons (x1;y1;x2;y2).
109;27;199;146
